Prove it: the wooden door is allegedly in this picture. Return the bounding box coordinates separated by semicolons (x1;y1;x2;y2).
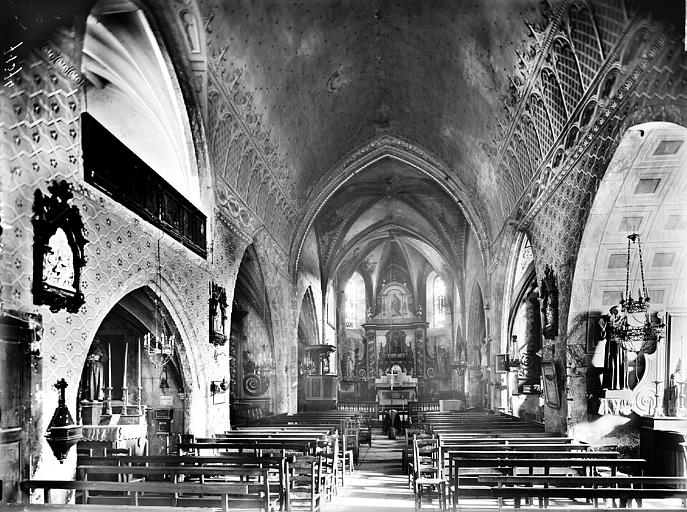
0;314;36;503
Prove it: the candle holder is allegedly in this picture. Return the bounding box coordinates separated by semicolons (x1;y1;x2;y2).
122;386;129;407
105;386;113;415
652;380;664;417
676;378;687;418
137;386;144;415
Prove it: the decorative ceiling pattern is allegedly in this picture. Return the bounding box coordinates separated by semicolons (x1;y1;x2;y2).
312;157;468;285
197;0;547;231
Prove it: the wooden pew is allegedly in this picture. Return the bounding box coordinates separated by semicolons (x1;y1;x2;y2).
77;454;292;511
2;506;231;512
449;456;646;510
479;474;687;508
21;480;250;512
445;450;620;460
439;443;593;452
487;486;687;509
76;465;277;511
178;440;318;456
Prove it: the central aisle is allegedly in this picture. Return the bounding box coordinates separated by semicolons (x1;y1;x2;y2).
328;433;441;512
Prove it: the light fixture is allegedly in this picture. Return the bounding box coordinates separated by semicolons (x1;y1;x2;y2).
611;233;665;353
46;379;82;463
300;351;316;375
143;239;176;373
210;378;228;396
451;349;467;375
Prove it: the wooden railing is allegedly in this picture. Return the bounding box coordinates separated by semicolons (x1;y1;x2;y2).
82;113;206;258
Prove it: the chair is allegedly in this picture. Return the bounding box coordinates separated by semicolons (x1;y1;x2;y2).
338;422;355;485
412;435;446;510
317;437;339;500
403;428;422;473
289;455;323;512
407;432;432;489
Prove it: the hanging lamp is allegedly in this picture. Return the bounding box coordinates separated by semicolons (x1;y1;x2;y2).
611;233;665;353
143;239;176;373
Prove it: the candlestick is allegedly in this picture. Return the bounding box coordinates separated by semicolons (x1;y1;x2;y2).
123;342;128;385
138;337;142;390
106;341;113;414
653;380;664;417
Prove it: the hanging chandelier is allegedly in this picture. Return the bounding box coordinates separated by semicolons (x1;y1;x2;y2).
143;239;176;373
611;233;665;353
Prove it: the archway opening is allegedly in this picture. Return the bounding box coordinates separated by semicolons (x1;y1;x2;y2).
229;245;275;424
77;286;187;456
569;121;687;426
504;235;543;421
467;282;487;409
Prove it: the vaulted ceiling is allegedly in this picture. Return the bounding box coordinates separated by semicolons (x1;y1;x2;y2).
314;157;467;283
205;0;549;273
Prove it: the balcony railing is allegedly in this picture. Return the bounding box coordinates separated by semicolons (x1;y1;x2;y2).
82;113;206;258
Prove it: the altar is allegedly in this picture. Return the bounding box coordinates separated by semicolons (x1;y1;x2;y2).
79;413;147;455
375;365;418;412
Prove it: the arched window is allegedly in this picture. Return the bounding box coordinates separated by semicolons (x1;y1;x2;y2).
426;272;447;329
344;273;366;329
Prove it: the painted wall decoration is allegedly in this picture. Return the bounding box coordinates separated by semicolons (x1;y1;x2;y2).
32;180;88;313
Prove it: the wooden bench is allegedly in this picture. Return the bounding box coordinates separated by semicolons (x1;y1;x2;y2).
478;474;687;508
2;506;233;512
77;454;292;511
21;480;251;512
486;486;687;509
76;464;278;510
449;456;646;509
178;441;319;456
439;443;593;452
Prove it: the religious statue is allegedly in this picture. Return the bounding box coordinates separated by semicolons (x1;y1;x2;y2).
438;346;451;377
600;306;625;390
540;264;558;339
390;293;402;316
389;330;403;354
480;338;489;368
341;352;354;379
243;349;257;375
84;341;107;401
